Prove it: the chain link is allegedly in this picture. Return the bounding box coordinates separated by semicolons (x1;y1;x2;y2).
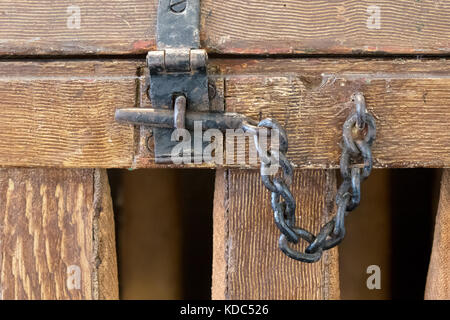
243;92;376;263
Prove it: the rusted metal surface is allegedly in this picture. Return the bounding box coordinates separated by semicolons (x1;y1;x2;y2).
144;0;211;162
173;95;186;129
115;108;255;131
157;0;199;49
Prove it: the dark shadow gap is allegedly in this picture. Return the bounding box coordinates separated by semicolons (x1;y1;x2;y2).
107;168;215;300
2;53;450;62
390;168;440;299
339;169;440;299
111;168;441;299
176;169;215;300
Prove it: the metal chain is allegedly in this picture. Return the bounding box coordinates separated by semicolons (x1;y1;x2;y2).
242;92;376;263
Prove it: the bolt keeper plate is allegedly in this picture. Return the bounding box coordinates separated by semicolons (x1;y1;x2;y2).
148;0;210;163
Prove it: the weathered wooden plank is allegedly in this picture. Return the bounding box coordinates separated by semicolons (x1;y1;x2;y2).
202;0;450;55
0;0;157;55
212;169;340;300
216;58;450;169
0;1;449;55
0;58;449;168
0;60;137;168
0;168;118;299
93;169;119;300
425;169;450;300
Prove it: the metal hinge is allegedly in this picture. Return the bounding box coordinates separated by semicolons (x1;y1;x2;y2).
115;0;224;163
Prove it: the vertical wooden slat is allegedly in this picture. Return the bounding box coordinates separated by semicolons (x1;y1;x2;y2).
212;169;340;300
93;169;119;300
425;169;450;300
0;168;118;300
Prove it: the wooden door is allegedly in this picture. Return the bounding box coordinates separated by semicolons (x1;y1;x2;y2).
0;0;449;300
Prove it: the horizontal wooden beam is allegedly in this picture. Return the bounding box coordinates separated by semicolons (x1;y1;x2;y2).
0;58;449;168
0;0;448;55
203;0;450;55
0;60;137;168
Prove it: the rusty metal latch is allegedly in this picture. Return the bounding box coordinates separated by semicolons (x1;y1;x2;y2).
116;0;213;163
115;0;260;162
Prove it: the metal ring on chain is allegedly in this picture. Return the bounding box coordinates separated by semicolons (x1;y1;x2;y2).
242;93;376;263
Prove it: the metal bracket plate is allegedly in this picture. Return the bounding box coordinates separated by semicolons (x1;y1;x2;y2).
156;0;200;49
148;0;210;163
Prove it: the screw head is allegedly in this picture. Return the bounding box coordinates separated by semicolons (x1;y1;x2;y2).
208;82;217;100
146;131;154;152
170;0;187;13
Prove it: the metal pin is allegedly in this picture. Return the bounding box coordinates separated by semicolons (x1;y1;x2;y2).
173;95;186;130
353;92;367;130
169;0;187;13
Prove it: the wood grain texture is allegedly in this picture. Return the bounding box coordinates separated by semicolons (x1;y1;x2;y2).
0;58;449;168
212;169;340;300
0;168;118;299
211;169;227;300
202;0;450;54
425;169;450;300
0;1;449;55
217;58;450;169
0;0;157;55
93;169;119;300
0;60;136;168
